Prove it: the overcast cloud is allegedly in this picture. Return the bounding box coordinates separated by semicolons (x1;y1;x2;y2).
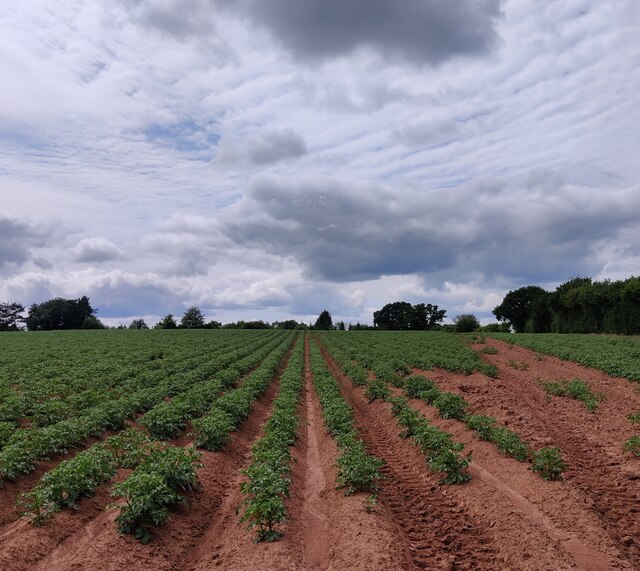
1;0;639;325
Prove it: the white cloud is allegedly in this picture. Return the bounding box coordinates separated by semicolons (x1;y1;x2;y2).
0;0;638;324
73;236;122;263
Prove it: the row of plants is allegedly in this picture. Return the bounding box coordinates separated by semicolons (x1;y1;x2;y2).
540;378;601;412
191;335;296;451
318;334;566;481
20;428;153;526
0;333;289;483
309;341;384;497
316;337;473;484
139;333;290;439
0;330;254;428
239;336;305;542
403;375;566;480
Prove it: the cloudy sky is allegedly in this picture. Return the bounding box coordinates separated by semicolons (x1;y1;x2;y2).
1;0;639;326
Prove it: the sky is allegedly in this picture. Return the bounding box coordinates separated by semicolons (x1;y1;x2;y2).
1;0;639;327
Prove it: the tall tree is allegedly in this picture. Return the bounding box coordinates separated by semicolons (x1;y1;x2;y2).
373;301;413;329
374;301;446;330
0;302;25;331
155;314;177;329
493;286;549;333
314;310;333;330
25;296;100;331
180;306;205;329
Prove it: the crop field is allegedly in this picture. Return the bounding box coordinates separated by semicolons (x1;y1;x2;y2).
1;330;640;570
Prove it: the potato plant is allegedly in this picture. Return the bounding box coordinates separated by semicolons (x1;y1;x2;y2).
240;336;304;542
540;379;601;412
310;341;384;496
112;446;201;543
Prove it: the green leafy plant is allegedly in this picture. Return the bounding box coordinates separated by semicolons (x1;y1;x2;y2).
540;379;600;412
465;414;497;441
433;393;468;421
365;379;390;403
363;494;378;513
628;412;640;425
480;346;499;355
623;435;640;457
530;447;566;481
492;427;529;461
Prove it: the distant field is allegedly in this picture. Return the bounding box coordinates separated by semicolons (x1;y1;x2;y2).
0;329;639;570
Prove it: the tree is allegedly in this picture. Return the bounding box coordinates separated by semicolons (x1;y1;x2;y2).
25;296;99;331
373;301;413;329
0;302;25;331
129;319;149;330
335;321;346;330
154;314;177;329
410;303;447;330
81;315;106;329
453;314;480;333
493;286;549;333
180;306;205;329
374;301;446;330
314;310;333;330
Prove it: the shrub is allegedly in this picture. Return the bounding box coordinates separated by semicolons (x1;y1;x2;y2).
530;447;566;481
454;314;480;333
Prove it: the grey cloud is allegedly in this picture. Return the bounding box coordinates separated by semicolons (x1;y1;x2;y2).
222;174;640;284
0;217;48;269
395;120;466;147
122;0;217;40
214;128;307;166
222;0;502;64
73;237;122;263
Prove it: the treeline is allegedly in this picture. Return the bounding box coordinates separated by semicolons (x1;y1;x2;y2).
373;301;446;330
494;276;640;334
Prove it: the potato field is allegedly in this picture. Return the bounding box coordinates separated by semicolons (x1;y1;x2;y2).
1;329;640;570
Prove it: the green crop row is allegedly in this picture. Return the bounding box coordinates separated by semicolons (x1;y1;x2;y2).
191;335;296;450
139;333;290;439
111;446;202;543
309;341;384;496
240;335;305;542
0;332;289;483
20;429;153;526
